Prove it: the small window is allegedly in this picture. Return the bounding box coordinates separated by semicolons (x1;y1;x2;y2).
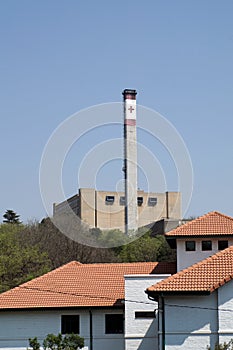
105;196;115;204
120;196;125;205
137;197;143;206
218;240;228;250
105;314;124;334
148;197;157;206
135;311;155;318
202;240;212;251
185;241;196;251
61;315;79;334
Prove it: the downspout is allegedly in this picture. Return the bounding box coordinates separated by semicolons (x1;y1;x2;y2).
216;289;219;346
161;295;165;350
89;309;93;350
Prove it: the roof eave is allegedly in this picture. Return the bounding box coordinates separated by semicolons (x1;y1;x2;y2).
146;289;211;301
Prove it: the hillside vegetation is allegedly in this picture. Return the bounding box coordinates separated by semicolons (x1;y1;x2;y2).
0;219;176;292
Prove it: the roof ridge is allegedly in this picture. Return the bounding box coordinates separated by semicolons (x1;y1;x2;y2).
165;212;212;235
1;261;160;296
12;261;81;289
74;261;159;267
165;211;233;237
213;211;233;222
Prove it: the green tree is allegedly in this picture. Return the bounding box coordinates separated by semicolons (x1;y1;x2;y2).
28;337;40;350
21;218;119;268
0;224;51;292
3;209;21;224
39;333;84;350
118;232;176;262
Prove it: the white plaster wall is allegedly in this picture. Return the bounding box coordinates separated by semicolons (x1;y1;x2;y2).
177;238;233;271
0;308;124;350
218;279;233;344
163;294;218;350
91;309;124;350
125;274;170;350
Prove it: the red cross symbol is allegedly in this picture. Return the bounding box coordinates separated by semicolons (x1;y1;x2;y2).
128;106;134;113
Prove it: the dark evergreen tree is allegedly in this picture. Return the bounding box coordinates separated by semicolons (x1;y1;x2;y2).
3;209;21;224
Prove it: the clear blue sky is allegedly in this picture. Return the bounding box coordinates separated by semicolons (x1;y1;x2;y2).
1;0;233;222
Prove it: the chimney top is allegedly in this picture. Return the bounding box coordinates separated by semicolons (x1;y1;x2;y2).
122;89;137;100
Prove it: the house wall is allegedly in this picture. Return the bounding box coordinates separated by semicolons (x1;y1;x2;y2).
0;308;124;350
125;275;170;350
218;279;233;344
176;238;233;271
161;293;219;350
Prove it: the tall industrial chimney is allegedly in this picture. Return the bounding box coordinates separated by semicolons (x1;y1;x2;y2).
122;89;138;235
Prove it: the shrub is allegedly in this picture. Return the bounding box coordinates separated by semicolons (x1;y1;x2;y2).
28;333;84;350
207;340;233;350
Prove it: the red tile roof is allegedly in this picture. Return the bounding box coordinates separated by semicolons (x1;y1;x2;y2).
146;246;233;295
165;211;233;237
0;261;176;310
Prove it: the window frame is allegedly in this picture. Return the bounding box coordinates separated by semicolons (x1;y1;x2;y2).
201;240;212;251
135;311;155;318
61;315;80;335
185;241;196;252
105;314;124;334
218;240;228;250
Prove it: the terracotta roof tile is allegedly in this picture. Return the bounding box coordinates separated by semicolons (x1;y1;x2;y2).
165;211;233;237
146;246;233;295
0;261;175;310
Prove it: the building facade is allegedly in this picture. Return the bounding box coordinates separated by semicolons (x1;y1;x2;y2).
146;211;233;350
53;188;181;231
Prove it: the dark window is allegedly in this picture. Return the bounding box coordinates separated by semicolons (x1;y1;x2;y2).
218;240;228;250
120;196;125;205
137;197;143;206
135;311;155;318
185;241;196;251
61;315;79;334
148;197;157;206
105;314;124;334
105;196;115;204
202;240;212;251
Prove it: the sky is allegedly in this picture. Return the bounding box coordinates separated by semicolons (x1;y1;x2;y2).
0;0;233;222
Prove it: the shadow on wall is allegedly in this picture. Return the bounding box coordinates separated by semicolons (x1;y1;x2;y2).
134;320;158;350
164;297;218;350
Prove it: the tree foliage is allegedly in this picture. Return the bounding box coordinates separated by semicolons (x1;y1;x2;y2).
0;216;176;293
207;340;233;350
29;333;84;350
0;224;51;292
3;209;21;224
117;232;176;262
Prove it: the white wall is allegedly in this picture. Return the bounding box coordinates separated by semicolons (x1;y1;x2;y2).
0;308;124;350
218;279;233;344
177;238;233;271
162;293;218;350
125;274;170;350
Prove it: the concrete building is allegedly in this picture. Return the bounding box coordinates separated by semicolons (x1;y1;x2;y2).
53;188;181;231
